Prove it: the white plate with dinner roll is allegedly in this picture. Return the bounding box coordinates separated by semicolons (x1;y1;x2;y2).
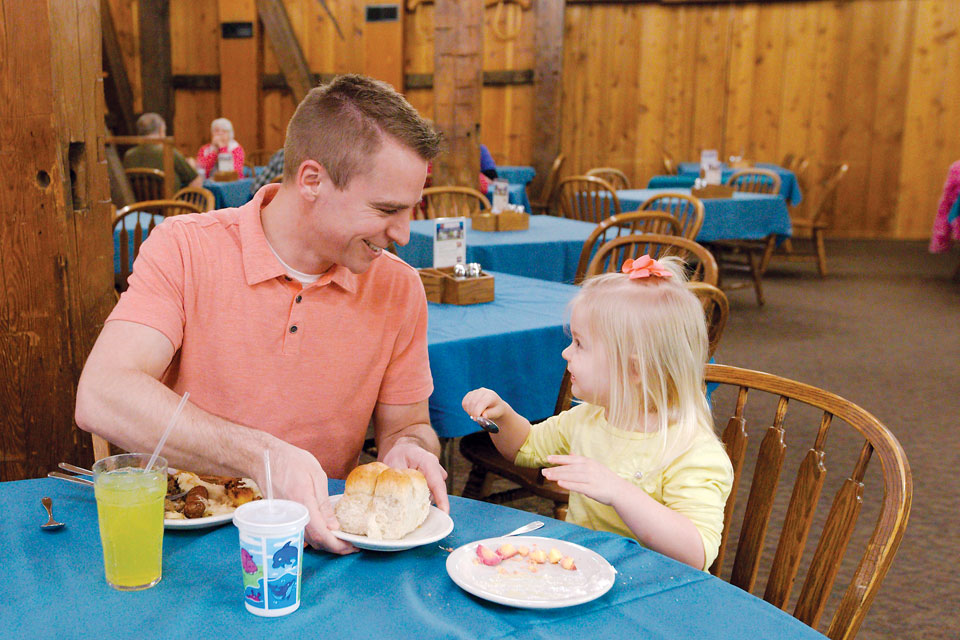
330;462;453;551
328;494;453;551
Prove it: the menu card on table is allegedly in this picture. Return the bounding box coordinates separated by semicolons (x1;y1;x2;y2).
491;179;509;213
433;217;467;268
700;149;722;184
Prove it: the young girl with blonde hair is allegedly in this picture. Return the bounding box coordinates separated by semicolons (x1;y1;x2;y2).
462;255;733;570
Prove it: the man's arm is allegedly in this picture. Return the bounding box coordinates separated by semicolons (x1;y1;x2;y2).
75;320;354;554
373;400;449;513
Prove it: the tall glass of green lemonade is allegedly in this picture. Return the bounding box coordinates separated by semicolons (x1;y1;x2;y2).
93;453;167;591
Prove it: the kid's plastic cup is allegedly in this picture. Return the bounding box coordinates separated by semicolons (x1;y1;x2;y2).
93;453;167;591
233;499;310;617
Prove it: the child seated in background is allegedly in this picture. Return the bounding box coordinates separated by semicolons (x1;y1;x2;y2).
462;256;733;570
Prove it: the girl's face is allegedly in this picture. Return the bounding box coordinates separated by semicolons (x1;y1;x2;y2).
561;307;610;407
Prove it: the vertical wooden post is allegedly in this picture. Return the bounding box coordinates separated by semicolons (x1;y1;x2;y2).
530;0;564;199
139;0;173;129
220;0;263;153
1;0;115;479
432;0;483;187
161;137;175;197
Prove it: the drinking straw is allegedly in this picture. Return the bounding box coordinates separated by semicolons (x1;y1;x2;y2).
146;392;190;472
263;450;274;502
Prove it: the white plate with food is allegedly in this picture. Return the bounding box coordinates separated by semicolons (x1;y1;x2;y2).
446;536;616;609
164;469;262;530
328;493;454;551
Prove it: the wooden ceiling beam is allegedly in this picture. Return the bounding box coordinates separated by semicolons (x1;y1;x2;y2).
257;0;313;104
99;0;135;134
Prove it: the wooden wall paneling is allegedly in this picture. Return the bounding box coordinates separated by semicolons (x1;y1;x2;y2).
635;5;671;185
805;0;846;226
219;0;262;152
170;0;221;157
722;4;758;162
261;89;298;153
775;2;818;170
363;1;405;90
897;0;960;239
662;6;698;162
747;3;786;165
559;6;587;177
864;0;915;238
139;0;173;129
580;5;609;174
834;1;882;237
600;5;641;181
106;0;141;113
690;6;731;159
528;0;562;193
173;91;222;160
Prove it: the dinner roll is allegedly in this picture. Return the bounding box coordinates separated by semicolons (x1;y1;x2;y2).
335;463;430;540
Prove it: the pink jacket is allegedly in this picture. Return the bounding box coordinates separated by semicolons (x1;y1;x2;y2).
196;141;245;177
930;160;960;253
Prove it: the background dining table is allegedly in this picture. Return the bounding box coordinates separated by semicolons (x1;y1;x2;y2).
204;177;256;209
425;271;573;440
675;162;803;206
399;217;597;284
5;476;827;639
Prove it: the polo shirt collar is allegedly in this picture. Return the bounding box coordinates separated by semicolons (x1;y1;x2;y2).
239;184;359;293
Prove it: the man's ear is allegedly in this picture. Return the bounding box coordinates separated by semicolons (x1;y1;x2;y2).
295;159;330;201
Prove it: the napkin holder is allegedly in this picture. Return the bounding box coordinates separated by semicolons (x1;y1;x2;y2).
418;267;494;305
471;211;529;232
692;184;734;199
212;170;239;182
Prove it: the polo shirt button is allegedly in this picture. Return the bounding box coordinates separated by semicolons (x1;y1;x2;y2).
289;325;298;333
284;276;292;281
295;295;302;303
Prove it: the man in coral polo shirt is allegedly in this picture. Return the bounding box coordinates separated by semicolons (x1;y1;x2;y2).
75;75;446;554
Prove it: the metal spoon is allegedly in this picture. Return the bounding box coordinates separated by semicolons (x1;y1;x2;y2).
40;497;65;530
503;521;544;537
470;415;500;434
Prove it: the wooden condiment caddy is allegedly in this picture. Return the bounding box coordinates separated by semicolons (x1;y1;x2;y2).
212;170;239;182
728;159;753;169
691;184;734;199
418;267;494;305
471;211;529;232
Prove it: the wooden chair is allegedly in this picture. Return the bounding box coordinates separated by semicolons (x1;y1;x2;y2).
585;233;719;286
418;186;491;220
636;192;705;240
173;186;215;212
113;200;203;291
530;153;566;215
760;163;849;277
586;167;630;190
727;168;782;195
688;282;728;359
125;168;166;201
574;211;682;284
552;175;621;223
705;363;911;640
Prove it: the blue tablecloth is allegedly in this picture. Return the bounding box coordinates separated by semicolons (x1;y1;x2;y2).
204;178;255;209
3;477;825;639
497;165;536;186
399;217;598;284
647;175;697;189
426;272;575;437
677;162;802;206
617;188;793;242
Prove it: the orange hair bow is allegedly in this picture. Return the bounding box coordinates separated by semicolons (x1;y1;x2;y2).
621;255;673;280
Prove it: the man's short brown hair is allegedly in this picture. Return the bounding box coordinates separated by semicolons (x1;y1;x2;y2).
136;112;165;136
283;74;442;187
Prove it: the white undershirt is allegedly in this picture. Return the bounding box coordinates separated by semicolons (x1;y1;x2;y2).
265;238;322;284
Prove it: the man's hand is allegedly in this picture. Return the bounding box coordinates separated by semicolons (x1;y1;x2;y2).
541;454;631;507
382;440;449;513
267;441;357;554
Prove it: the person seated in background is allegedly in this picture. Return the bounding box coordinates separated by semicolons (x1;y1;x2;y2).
122;113;202;192
196;117;246;179
478;143;498;193
930;158;960;253
250;148;284;194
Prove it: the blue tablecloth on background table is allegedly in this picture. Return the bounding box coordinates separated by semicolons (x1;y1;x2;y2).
677;162;802;206
398;217;598;284
204;178;255;209
3;477;826;639
426;271;574;437
646;174;697;189
949;193;960;224
497;165;536;186
617;188;793;242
